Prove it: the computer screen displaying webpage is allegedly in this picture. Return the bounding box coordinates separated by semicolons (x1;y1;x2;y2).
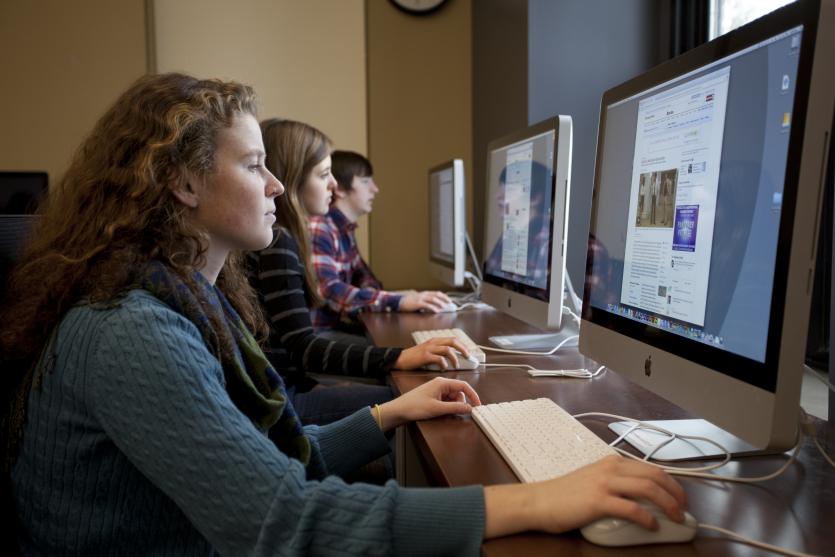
588;26;802;363
483;130;555;298
621;66;729;327
429;166;455;265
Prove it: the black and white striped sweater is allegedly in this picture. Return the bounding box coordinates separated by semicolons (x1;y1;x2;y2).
250;228;401;389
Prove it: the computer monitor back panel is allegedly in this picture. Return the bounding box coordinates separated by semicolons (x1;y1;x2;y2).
0;171;47;215
428;159;466;287
581;0;834;451
481;116;572;330
1;172;47;289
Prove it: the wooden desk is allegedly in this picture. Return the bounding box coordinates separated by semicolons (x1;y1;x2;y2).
362;307;835;556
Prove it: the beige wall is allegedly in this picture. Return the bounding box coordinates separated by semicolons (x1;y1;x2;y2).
0;0;148;185
152;0;371;256
1;0;472;272
366;0;473;289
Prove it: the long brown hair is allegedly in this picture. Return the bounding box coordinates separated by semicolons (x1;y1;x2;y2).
1;73;269;469
259;118;332;307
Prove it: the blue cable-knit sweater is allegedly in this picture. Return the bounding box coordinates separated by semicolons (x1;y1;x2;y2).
11;289;484;556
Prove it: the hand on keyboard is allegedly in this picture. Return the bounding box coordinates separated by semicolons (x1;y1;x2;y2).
394;337;472;370
411;328;486;363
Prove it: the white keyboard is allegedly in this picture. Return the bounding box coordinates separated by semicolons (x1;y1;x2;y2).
472;398;617;483
411;328;486;363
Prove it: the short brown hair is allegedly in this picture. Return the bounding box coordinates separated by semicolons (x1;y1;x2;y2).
331;150;373;192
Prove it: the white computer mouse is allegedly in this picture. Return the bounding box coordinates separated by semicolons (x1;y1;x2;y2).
438;302;458;313
580;501;698;547
425;350;480;371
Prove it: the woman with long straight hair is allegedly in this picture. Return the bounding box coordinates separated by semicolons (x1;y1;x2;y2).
250;118;470;426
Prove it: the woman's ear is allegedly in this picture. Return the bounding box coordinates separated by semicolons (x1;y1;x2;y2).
332;187;348;200
170;173;202;209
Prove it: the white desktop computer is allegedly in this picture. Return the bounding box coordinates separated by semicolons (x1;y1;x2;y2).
427;159;481;292
581;0;835;458
480;116;576;349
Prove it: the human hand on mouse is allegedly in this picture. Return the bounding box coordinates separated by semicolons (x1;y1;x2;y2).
394;337;471;370
398;290;452;313
483;456;687;539
375;377;481;432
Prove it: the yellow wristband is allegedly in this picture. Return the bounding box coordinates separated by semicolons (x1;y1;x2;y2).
374;404;383;430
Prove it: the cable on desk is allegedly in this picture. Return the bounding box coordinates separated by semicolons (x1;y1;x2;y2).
799;407;835;470
812;433;835;468
481;363;605;379
573;411;731;473
572;410;805;483
477;334;579;356
811;431;835;469
455;302;487;310
696;523;821;557
797;371;835;469
529;364;606;378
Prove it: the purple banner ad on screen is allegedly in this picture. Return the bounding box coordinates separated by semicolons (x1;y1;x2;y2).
672;205;698;252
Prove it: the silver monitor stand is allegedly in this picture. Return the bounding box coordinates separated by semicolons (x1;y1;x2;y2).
487;273;582;351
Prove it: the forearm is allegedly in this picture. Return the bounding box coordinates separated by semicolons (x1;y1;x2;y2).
293;334;398;380
322;278;400;315
483;483;541;539
392;485;485;556
262;272;400;378
376;400;407;432
307;408;391;476
355;258;384;290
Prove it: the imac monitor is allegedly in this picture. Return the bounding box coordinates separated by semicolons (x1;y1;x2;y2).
428;159;466;287
0;171;47;215
1;171;47;294
582;0;834;457
481;116;572;344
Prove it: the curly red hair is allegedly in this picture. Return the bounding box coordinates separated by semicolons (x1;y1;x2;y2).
1;73;269;468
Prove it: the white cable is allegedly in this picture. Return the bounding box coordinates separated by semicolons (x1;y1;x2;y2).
570;413;815;554
811;432;835;468
697;523;820;557
463;272;482;299
803;364;835;393
477;334;579;356
646;432;800;483
799;407;835;470
798;368;835;467
687;412;828;556
563;306;582;325
457;291;481;305
573;412;732;473
572;411;804;482
464;234;483;282
482;363;605;379
563;273;583;317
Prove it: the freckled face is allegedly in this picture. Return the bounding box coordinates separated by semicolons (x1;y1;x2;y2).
192;113;284;254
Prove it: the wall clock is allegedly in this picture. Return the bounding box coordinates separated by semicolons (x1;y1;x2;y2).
389;0;449;16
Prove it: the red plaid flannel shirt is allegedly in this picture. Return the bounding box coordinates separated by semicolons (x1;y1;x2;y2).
309;208;402;328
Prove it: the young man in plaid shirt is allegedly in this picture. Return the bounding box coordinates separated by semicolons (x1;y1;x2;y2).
309;151;451;341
